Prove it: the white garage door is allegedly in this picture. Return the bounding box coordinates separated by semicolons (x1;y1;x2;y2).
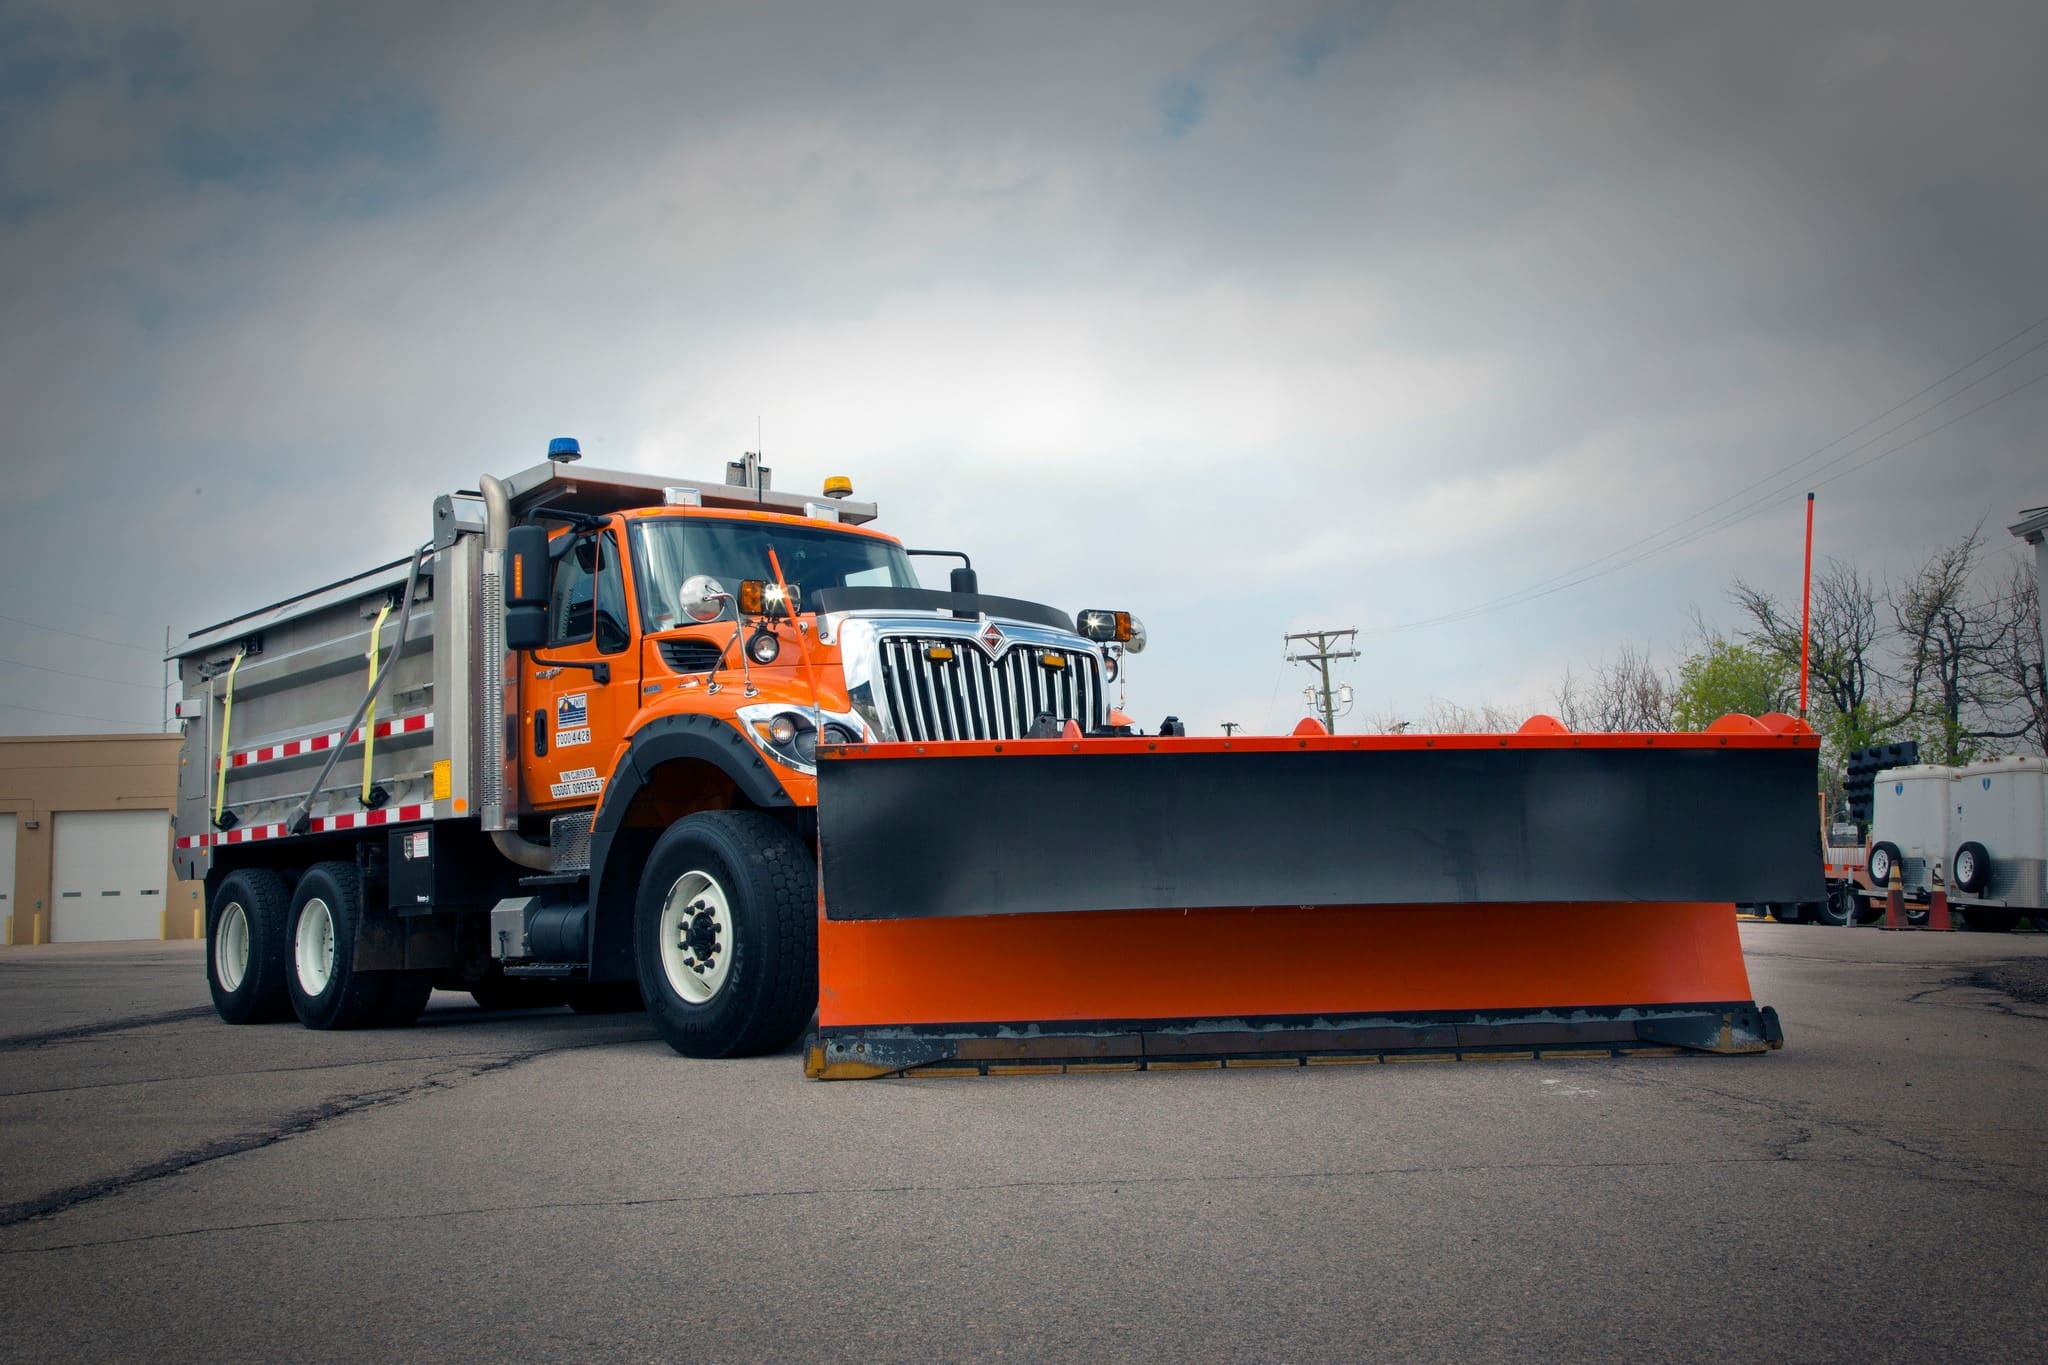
0;816;15;938
52;810;171;943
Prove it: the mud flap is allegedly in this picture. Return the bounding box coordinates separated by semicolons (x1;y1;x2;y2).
811;729;1816;1078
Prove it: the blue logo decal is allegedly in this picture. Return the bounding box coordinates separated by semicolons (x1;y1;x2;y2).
1982;777;1992;790
557;693;588;728
1894;782;1904;796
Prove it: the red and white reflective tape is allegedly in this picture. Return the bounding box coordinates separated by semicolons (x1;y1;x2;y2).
225;712;434;771
176;801;436;850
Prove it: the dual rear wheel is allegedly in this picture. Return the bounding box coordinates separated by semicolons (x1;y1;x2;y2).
206;861;434;1030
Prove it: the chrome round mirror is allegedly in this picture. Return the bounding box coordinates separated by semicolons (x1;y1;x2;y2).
678;574;730;624
1124;615;1147;654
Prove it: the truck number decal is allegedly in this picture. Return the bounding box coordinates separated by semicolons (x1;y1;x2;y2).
550;766;605;800
556;693;591;747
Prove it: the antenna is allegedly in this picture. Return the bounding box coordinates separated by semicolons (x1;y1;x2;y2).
757;416;764;506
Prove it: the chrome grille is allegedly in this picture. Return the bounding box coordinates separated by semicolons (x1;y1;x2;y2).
876;635;1103;741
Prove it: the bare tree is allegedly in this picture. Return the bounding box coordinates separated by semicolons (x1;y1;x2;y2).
1969;558;2047;755
1731;558;1885;739
1885;527;2012;763
1554;646;1672;731
1361;701;1529;734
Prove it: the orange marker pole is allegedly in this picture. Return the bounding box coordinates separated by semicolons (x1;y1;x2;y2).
766;548;824;711
1798;492;1814;719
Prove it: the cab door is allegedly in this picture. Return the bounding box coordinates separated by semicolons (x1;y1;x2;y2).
522;523;640;812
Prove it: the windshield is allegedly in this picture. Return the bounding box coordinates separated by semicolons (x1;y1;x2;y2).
629;517;918;632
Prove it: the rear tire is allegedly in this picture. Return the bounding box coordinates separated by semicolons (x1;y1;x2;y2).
635;810;817;1059
1868;841;1903;891
286;862;387;1030
208;869;295;1024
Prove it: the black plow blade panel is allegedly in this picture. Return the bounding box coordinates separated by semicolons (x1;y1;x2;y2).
818;745;1822;921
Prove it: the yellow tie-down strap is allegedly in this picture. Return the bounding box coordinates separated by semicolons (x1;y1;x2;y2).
212;650;244;825
362;601;391;803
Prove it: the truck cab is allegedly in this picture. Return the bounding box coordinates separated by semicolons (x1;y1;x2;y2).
178;443;1142;1057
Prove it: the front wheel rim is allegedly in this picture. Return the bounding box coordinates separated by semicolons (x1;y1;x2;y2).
1956;850;1976;887
216;902;250;992
295;898;336;996
659;870;734;1005
1871;850;1890;883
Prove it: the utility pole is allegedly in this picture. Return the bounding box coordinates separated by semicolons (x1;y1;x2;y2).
1285;629;1359;732
1220;721;1241;737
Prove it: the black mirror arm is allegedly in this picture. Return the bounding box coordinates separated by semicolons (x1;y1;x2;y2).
529;653;611;685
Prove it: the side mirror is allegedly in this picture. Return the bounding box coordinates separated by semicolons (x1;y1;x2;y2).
505;525;551;651
507;526;549;607
950;566;979;595
506;604;547;651
678;574;731;624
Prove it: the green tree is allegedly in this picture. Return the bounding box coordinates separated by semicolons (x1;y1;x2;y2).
1670;639;1794;731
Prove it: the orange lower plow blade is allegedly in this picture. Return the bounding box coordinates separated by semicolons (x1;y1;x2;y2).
809;900;1777;1078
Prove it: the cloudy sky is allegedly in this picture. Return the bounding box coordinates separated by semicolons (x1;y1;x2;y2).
3;0;2044;737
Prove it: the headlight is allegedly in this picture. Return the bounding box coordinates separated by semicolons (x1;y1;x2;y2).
736;704;867;772
1077;608;1146;652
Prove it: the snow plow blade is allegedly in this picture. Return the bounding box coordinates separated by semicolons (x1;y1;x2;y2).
807;718;1817;1079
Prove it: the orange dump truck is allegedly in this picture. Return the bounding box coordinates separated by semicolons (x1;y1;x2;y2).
173;441;1819;1076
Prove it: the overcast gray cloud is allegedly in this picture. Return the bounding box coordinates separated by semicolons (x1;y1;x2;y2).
2;0;2044;736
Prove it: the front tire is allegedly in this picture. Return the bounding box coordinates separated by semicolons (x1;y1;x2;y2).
208;869;295;1024
286;862;388;1030
635;810;817;1059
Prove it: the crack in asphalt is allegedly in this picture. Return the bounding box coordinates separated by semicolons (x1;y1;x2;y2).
1617;1056;2046;1200
0;1008;217;1051
0;1044;642;1099
0;1152;1877;1257
0;1038;637;1231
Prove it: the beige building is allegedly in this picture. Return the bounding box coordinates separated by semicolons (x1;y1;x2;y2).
0;733;203;946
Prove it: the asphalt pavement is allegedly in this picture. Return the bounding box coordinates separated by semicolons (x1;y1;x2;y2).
2;924;2045;1363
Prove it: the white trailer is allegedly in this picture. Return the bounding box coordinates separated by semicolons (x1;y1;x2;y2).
1946;756;2048;932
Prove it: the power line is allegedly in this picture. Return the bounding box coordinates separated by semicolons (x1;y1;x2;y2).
0;611;159;654
0;698;159;727
1381;359;2048;631
1362;312;2048;637
0;654;160;690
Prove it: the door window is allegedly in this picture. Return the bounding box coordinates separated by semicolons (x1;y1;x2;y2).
548;531;630;653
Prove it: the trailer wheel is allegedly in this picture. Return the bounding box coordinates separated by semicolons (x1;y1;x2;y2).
635;810;817;1059
1952;841;1991;894
286;861;388;1030
208;869;295;1024
1867;841;1902;890
1811;883;1856;927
